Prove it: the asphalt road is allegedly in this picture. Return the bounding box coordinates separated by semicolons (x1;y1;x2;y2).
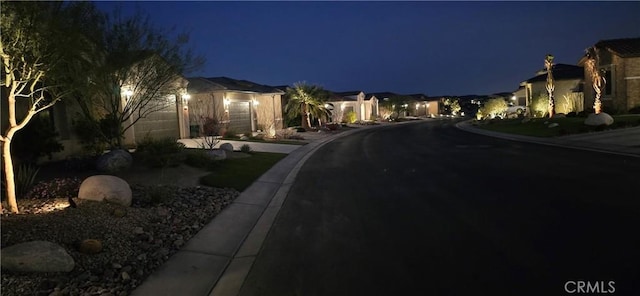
239;120;640;296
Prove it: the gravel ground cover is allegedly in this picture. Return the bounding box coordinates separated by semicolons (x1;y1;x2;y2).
1;185;238;296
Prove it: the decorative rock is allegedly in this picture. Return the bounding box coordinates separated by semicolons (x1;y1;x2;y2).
1;241;75;273
78;175;132;207
548;123;559;128
220;143;234;153
584;112;614;126
239;136;249;140
96;149;132;173
112;208;127;218
78;239;103;254
207;149;227;160
121;271;130;282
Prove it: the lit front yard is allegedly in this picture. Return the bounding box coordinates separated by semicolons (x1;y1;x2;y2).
474;115;640;137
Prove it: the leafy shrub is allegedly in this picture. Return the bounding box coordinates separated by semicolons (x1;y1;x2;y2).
1;163;41;199
136;137;185;168
184;149;217;169
343;111;357;124
26;177;82;199
224;129;240;139
144;185;173;205
240;144;252;153
478;98;508;119
530;93;549;118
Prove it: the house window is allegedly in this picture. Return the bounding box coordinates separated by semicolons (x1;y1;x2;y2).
603;69;612;96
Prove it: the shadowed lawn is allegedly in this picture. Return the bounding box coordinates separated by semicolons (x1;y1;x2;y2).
474;115;640;137
200;152;288;191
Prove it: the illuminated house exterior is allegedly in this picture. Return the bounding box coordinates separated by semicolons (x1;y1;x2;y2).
186;77;284;135
326;91;379;122
521;63;584;115
578;38;640;113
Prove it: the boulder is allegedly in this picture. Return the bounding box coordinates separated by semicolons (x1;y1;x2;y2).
78;175;132;207
78;239;103;254
1;241;74;273
96;149;132;173
207;149;226;160
220;143;234;153
584;112;614;126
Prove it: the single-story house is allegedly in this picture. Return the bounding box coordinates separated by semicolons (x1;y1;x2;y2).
2;73;188;162
326;90;378;122
185;77;285;135
404;94;440;117
578;37;640;113
521;63;584;116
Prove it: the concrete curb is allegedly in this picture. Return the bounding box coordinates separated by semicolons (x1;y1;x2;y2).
455;120;640;158
131;125;381;296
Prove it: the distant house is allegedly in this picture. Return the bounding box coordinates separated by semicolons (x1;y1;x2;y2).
326;91;378;122
186;77;284;135
578;37;640;113
521;63;584;116
405;94;440;117
512;86;527;106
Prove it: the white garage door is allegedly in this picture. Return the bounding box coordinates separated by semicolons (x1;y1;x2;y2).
228;101;252;133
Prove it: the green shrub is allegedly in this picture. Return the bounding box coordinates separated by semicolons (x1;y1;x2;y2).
478;98;508;119
136;137;185;168
143;185;173;205
530;93;549;118
343;111;357;124
224;129;240;139
1;163;41;199
240;144;252;153
184;149;217;169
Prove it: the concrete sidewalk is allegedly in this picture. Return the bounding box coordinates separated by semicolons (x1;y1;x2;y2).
456;120;640;158
132;125;380;296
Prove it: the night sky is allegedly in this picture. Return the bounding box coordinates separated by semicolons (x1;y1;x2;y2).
95;1;640;96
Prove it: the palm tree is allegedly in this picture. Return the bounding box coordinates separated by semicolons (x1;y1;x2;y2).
285;82;329;129
585;46;605;114
545;54;555;118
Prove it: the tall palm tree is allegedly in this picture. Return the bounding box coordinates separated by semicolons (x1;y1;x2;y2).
585;46;605;114
545;54;555;118
285;82;328;129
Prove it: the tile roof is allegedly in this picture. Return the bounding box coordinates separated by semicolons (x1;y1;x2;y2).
595;37;640;58
524;64;584;83
187;77;284;94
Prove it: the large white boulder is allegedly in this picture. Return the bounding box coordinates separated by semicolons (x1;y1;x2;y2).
584;112;614;126
78;175;132;207
1;241;74;273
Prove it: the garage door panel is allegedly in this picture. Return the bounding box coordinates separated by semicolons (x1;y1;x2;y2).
228;101;251;133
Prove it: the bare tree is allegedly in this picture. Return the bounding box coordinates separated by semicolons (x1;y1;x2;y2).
76;8;204;148
1;1;97;213
189;94;227;149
